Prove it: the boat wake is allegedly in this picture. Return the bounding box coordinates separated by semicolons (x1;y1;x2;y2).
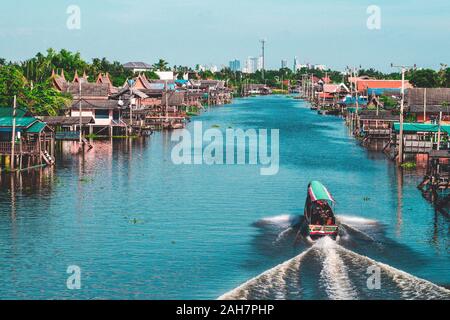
221;220;450;300
218;248;312;300
316;238;358;300
254;214;300;229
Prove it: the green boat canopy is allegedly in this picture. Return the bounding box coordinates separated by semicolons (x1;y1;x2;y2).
393;123;450;134
308;181;335;203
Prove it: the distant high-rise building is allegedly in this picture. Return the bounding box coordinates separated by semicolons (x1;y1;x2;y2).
256;56;263;71
243;57;253;73
281;59;288;69
293;56;302;71
229;59;241;72
243;56;263;74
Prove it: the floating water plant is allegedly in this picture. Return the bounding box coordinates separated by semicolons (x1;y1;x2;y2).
401;162;417;169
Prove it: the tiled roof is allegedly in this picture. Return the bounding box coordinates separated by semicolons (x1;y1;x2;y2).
123;62;152;69
41;116;95;126
407;88;450;108
357;80;413;91
161;92;185;106
70;99;121;110
322;83;349;94
64;82;110;97
318;92;334;99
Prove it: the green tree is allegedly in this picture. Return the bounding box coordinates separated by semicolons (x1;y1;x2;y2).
408;69;438;87
0;65;28;106
25;81;71;116
152;59;170;71
437;63;449;87
0;65;70;115
144;71;159;80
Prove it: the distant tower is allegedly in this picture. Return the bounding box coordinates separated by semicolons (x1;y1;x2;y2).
260;39;266;80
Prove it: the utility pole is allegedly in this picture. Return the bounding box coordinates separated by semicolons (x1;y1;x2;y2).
260;39;266;81
437;111;442;151
391;63;416;165
165;80;169;119
130;86;134;135
79;81;82;146
423;88;427;122
323;71;328;107
11;95;17;171
355;67;359;115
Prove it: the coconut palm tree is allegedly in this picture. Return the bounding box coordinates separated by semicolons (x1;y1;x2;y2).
152;59;170;71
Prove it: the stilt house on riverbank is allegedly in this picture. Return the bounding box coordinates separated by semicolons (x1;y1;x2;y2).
50;70;233;135
51;70;127;137
0;107;55;171
406;88;450;123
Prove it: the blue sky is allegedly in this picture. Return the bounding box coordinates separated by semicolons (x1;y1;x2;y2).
0;0;449;71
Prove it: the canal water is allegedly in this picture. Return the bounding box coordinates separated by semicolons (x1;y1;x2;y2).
0;96;448;299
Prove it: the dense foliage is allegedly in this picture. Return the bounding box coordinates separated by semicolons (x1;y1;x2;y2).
0;49;176;115
0;48;449;115
0;65;71;115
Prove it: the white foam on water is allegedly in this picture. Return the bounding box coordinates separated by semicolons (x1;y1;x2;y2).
337;215;378;226
259;214;298;227
336;243;450;299
274;227;293;244
218;248;312;300
219;231;450;300
339;223;377;243
316;237;359;300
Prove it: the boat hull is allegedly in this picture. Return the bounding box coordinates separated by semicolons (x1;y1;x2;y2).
303;223;339;240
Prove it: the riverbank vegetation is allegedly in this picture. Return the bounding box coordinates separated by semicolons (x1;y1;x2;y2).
1;49;449;115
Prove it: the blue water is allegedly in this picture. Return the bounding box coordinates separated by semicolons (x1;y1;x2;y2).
0;96;448;299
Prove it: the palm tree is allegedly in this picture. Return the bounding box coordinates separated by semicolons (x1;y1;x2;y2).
153;59;170;71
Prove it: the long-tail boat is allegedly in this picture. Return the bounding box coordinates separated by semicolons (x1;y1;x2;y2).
301;181;339;240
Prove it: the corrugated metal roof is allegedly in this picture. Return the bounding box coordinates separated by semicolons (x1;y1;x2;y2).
41;116;95;126
357;80;413;91
0;117;37;128
123;62;152;69
393;123;450;134
26;122;47;133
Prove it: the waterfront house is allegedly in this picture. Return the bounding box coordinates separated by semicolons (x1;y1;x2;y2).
407;88;450;123
96;73;118;94
40;116;95;140
52;71;127;136
358;111;400;150
112;77;188;130
317;83;350;107
350;78;413;95
391;122;450;162
243;84;272;96
0;107;55;169
65;81;125;136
